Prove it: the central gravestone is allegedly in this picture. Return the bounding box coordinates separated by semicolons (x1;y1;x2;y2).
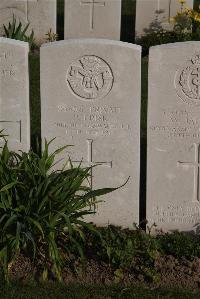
0;37;30;152
64;0;121;40
147;42;200;233
41;39;141;227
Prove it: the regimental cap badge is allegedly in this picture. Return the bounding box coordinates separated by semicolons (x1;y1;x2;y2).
175;53;200;106
66;55;114;101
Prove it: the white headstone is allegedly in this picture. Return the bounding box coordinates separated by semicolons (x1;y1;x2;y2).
41;39;141;228
135;0;193;38
0;0;57;45
147;41;200;233
64;0;121;40
0;37;30;152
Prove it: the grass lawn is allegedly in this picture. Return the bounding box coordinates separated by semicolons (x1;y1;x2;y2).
0;283;200;299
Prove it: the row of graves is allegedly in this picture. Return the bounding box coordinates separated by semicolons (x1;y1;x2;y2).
0;0;194;43
0;0;199;234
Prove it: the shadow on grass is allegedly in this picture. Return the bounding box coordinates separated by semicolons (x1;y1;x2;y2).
1;282;200;299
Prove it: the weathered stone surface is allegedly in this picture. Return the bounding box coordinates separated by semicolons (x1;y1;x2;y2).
64;0;121;40
0;37;30;152
41;39;141;227
147;41;200;233
0;0;56;44
135;0;193;38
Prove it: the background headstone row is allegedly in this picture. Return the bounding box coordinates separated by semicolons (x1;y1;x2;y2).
0;0;194;44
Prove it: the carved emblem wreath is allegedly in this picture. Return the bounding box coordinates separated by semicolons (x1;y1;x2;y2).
176;54;200;106
66;55;114;101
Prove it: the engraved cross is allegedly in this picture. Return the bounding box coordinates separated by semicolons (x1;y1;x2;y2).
178;143;200;202
157;0;160;11
20;0;34;22
156;0;172;21
71;139;112;189
80;0;106;30
25;0;28;22
168;0;172;22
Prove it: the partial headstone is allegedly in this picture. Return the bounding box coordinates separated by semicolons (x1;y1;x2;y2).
0;37;30;152
147;41;200;233
41;39;141;228
135;0;193;38
64;0;121;40
0;0;57;45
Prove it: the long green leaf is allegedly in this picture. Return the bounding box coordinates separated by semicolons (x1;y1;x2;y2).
26;217;44;238
81;177;130;201
0;182;17;192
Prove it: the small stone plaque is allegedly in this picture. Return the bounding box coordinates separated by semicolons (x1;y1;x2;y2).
147;41;200;233
64;0;121;40
0;37;30;152
41;39;141;228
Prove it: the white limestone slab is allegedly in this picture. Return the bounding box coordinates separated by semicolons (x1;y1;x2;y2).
0;0;56;45
41;39;141;228
0;37;30;152
135;0;193;38
64;0;121;40
147;41;200;233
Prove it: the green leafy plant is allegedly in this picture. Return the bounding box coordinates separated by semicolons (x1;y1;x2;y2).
136;29;191;56
3;15;35;49
136;0;200;56
0;138;120;283
157;231;200;260
83;224;160;283
170;0;200;35
170;0;193;34
45;28;58;42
